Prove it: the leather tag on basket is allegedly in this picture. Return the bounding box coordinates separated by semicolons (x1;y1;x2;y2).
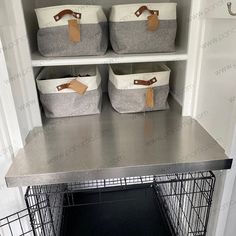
57;80;88;95
69;79;88;94
147;14;159;31
146;87;154;108
68;19;80;43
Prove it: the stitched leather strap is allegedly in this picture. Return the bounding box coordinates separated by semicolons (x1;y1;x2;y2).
134;77;157;86
135;6;159;17
54;9;81;22
57;83;70;90
57;79;88;95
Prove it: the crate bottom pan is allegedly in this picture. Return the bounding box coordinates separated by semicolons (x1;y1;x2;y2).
61;185;171;236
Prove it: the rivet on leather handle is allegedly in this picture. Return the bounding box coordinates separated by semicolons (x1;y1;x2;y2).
54;9;82;22
134;77;157;86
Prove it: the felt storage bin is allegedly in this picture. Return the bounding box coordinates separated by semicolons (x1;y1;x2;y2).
109;3;177;54
36;65;102;118
35;5;108;56
108;63;170;113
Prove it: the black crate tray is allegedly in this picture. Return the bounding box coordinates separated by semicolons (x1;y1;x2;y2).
60;185;172;236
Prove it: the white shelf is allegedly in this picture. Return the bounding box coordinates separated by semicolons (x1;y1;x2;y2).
31;49;188;67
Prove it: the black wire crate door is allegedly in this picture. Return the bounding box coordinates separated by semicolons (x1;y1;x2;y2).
0;208;33;236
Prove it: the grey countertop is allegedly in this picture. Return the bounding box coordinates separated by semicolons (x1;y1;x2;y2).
5;96;232;187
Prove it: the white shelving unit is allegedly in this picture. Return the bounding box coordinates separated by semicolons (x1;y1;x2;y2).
25;0;192;115
31;49;188;67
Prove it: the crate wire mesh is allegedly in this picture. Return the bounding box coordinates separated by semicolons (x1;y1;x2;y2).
154;172;215;236
0;171;215;236
25;184;66;236
67;175;154;191
0;209;33;236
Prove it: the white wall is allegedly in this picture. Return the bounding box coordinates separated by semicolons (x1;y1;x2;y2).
224;176;236;236
0;1;34;228
0;38;26;234
191;2;236;234
222;126;236;236
0;0;42;144
0;96;25;219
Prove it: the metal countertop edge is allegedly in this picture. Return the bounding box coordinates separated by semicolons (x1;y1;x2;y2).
5;158;233;188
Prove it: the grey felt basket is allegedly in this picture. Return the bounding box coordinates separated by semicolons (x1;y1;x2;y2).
36;66;102;118
109;3;177;54
108;63;170;113
35;5;108;57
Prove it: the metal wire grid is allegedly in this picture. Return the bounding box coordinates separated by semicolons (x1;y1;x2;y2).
154;171;215;236
0;209;33;236
67;175;155;191
24;175;155;230
22;176;156;236
25;184;66;236
0;172;215;236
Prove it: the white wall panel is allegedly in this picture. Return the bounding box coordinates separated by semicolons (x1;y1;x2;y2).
0;39;25;220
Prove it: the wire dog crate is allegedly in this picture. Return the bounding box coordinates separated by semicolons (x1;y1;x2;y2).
154;171;215;236
0;171;215;236
0;209;34;236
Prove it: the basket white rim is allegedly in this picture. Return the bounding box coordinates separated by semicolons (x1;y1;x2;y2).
110;3;177;22
35;5;107;28
36;67;101;94
109;63;170;90
35;5;103;11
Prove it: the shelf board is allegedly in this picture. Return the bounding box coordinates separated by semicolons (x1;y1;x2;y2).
31;49;188;67
5;95;232;187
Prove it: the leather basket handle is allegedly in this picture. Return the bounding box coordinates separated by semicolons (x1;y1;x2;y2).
54;9;82;22
57;79;88;95
134;77;157;86
135;6;159;17
57;83;70;91
133;77;157;108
